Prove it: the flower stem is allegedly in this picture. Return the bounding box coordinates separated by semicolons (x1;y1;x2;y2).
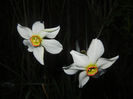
41;83;49;99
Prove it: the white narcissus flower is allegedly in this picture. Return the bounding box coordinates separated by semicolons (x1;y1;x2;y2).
17;21;63;65
63;38;119;88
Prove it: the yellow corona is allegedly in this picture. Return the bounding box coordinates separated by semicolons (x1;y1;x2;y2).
30;35;42;47
86;64;98;76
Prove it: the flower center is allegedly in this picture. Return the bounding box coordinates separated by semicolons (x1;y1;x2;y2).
30;35;42;47
86;64;98;76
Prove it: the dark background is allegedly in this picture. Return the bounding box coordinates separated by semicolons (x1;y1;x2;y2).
0;0;133;99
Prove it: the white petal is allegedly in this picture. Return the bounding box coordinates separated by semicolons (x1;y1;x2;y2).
70;50;89;67
23;40;34;52
87;38;104;64
79;71;90;88
33;46;44;65
17;24;32;39
41;39;63;54
23;39;29;45
63;63;79;75
39;31;47;38
32;21;44;33
45;26;60;38
96;56;119;69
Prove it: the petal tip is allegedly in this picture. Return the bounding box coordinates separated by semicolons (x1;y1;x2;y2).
112;55;119;61
116;55;119;59
33;47;44;65
62;65;78;75
34;21;41;24
70;50;76;54
33;21;43;26
94;38;102;42
38;59;44;65
58;26;60;29
17;24;21;26
17;24;21;29
54;25;60;32
79;85;82;88
41;62;44;65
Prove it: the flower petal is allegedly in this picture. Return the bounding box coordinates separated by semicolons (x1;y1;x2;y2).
96;56;119;69
70;50;89;67
32;21;44;33
45;26;60;38
87;38;104;64
17;24;32;39
79;71;90;88
39;31;47;38
63;63;79;75
41;39;63;54
23;40;34;52
33;46;44;65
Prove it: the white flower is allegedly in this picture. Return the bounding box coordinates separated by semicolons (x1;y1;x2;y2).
63;38;119;88
17;21;63;65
